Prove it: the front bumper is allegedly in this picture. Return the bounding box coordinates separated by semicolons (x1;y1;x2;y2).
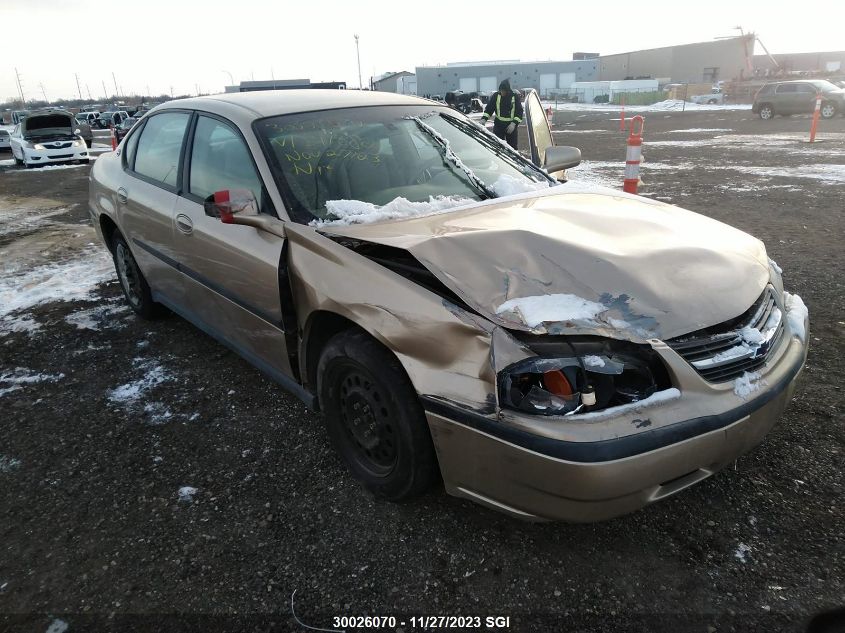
24;147;88;164
425;318;809;522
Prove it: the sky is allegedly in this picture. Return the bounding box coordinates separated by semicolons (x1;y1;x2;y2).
2;0;844;103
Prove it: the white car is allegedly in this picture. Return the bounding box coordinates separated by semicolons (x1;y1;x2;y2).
10;110;89;168
0;127;11;150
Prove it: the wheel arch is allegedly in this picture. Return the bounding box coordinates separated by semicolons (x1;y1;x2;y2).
99;213;120;254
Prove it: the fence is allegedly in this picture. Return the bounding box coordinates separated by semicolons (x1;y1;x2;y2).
544;87;665;106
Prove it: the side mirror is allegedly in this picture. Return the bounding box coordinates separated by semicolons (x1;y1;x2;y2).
544;145;581;172
204;189;259;224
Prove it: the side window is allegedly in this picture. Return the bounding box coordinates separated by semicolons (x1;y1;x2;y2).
132;112;190;188
188;116;263;208
123;123;143;169
776;84;797;94
797;84;816;94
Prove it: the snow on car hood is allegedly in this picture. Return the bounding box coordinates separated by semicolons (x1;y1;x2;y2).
322;188;771;342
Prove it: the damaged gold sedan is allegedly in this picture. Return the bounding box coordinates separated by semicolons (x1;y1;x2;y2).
89;89;809;522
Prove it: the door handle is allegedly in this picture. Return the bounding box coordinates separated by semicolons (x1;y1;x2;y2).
175;214;194;234
117;187;128;204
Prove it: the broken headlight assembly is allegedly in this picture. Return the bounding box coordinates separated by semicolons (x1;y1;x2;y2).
498;336;672;416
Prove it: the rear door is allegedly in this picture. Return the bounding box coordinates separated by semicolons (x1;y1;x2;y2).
117;110;191;299
794;83;818;113
775;83;800;113
169;113;295;380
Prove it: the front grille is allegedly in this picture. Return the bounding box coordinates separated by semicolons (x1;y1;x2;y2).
667;286;785;383
48;154;73;159
44;142;72;149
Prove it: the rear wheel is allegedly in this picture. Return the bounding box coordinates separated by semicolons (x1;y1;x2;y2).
759;104;774;120
820;102;837;119
112;234;165;319
317;330;438;501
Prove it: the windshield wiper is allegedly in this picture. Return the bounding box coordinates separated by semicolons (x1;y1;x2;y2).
442;114;554;183
407;115;495;199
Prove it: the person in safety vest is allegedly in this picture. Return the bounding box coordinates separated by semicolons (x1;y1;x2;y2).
481;79;523;149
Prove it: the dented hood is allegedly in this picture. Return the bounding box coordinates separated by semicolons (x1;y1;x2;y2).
323;188;771;342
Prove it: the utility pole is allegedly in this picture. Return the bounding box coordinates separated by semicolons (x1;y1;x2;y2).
39;83;48;103
74;73;83;100
86;84;93;100
14;67;25;105
112;72;119;97
102;80;108;100
354;34;363;90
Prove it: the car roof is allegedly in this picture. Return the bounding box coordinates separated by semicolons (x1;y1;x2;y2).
154;89;435;122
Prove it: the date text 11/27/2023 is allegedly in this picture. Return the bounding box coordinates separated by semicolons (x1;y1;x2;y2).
331;615;512;629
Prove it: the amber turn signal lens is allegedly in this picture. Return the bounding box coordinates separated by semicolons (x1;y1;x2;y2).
543;370;573;397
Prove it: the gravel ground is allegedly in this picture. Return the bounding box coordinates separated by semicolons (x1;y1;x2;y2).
0;110;843;633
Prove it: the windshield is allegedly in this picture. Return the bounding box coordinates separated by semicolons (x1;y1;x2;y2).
811;80;841;93
254;105;553;225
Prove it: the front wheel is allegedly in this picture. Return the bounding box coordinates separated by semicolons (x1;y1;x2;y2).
759;104;774;120
112;234;165;319
317;330;438;501
820;102;837;119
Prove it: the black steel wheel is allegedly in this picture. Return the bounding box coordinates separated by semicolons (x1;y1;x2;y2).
317;330;438;500
111;233;165;319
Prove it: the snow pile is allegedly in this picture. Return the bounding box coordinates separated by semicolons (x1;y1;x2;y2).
496;293;607;328
107;358;174;407
0;455;22;472
582;355;606;368
784;292;809;342
739;326;765;345
734;371;765;399
0;246;115;319
312;195;474;227
178;486;198;502
489;174;550;197
734;543;752;563
0;368;65;397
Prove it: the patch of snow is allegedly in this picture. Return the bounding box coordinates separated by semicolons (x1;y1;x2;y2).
543;100;752;112
14;164;86;172
784;292;809;342
496;293;607;328
178;486;198;502
664;128;734;133
552;129;613;134
65;301;130;330
740;326;765;345
726;164;845;184
734;543;752;563
143;402;173;425
582;355;605;368
566;388;681;421
489;174;550;197
0;368;65;397
312;195;474;227
0;314;42;337
0;455;22;472
45;619;69;633
107;358;174;407
0;206;71;237
0;246;115;320
734;371;765;399
768;258;782;275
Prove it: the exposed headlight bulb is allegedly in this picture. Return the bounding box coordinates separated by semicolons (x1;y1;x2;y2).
581;385;597;407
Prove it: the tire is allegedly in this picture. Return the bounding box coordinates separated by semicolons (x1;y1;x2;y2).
111;233;165;319
759;104;774;120
707;98;717;104
317;329;438;501
820;102;837;119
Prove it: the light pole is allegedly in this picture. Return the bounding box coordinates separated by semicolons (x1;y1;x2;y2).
222;70;234;88
354;34;363;90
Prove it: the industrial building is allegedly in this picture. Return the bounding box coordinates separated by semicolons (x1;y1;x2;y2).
372;71;417;95
752;50;845;75
413;35;756;98
415;60;598;98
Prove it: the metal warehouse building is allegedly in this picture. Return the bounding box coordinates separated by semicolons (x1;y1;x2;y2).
415;60;599;98
414;35;756;98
